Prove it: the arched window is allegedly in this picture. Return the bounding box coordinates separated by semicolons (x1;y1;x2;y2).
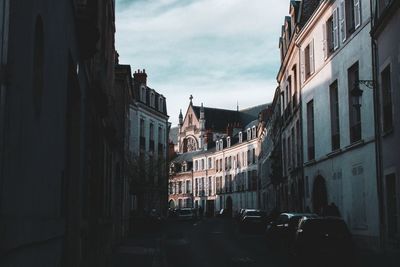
33;16;44;118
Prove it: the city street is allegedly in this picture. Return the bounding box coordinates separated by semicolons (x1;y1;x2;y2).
164;217;286;267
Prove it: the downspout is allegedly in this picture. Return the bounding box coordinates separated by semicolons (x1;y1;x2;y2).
370;0;385;250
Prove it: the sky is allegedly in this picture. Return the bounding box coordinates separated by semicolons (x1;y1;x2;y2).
115;0;289;126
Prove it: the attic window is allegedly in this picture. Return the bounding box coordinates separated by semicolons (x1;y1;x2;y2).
247;129;251;141
150;92;155;107
239;132;242;143
216;140;219;151
227;137;231;148
141;86;146;103
159;97;163;112
219;139;223;150
252;126;256;139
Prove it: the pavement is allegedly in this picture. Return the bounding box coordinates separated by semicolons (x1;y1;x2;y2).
112;218;400;267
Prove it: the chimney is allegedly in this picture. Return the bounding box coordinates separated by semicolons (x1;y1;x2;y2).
133;68;147;85
226;123;233;137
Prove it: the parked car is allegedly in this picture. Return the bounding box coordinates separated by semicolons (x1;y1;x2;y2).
265;212;317;247
291;217;355;267
178;208;197;221
217;208;230;218
239;209;267;233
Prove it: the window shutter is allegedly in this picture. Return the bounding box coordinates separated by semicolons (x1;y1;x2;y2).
333;8;339;50
323;23;328;59
354;0;361;28
301;49;305;83
310;39;315;74
340;0;346;42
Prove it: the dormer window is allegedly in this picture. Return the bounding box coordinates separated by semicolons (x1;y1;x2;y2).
216;140;219;151
227;137;231;148
150;92;155;107
239;132;242;143
219;139;223;150
252;126;256;139
159;97;164;112
247;129;251;141
141;86;146;103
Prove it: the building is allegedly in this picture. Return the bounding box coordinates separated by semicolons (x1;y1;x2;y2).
169;97;269;216
128;69;169;219
371;0;400;249
0;1;131;266
297;0;379;249
276;0;319;212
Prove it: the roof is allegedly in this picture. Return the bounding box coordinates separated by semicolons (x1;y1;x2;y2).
191;103;270;132
171;150;206;163
169;126;179;144
298;0;321;28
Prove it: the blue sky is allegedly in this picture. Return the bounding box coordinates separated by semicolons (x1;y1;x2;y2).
115;0;289;125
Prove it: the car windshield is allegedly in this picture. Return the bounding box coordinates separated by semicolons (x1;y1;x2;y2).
179;210;192;215
245;211;266;217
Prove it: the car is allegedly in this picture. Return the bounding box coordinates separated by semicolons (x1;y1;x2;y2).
239;209;267;233
178;208;197;221
265;212;317;247
291;217;355;267
217;208;230;218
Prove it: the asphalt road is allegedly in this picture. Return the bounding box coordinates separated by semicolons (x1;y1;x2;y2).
164;218;288;267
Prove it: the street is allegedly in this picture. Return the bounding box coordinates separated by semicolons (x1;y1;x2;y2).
164;217;286;267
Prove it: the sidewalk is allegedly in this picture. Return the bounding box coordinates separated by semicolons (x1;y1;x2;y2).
356;249;400;267
111;230;167;267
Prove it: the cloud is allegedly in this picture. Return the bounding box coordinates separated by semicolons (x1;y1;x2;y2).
115;0;289;125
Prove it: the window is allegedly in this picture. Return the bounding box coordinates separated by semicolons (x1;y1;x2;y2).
296;120;301;166
188;114;193;125
330;81;340;150
201;159;205;170
208;177;212;196
150;92;155;107
239;132;243;143
247;150;251;165
292;65;298;106
158;127;163;144
252;148;256;164
381;65;393;132
140;118;145;150
219;159;222;172
247;129;251;140
208;158;212;169
252;126;256;139
195;160;198;171
345;0;361;37
291;127;295;167
141;86;146;102
149;123;154;151
307;100;315;160
227;137;231;147
304;41;315;80
348;62;361;143
159;97;164;112
325;9;339;58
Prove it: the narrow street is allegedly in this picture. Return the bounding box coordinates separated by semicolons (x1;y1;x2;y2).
164;218;286;267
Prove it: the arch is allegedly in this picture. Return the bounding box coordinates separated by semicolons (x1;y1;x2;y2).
312;175;328;215
183;135;198;152
168;199;175;209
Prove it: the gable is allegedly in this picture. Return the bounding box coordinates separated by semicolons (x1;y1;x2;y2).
182;105;200;129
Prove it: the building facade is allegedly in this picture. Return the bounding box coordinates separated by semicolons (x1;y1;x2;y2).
169;98;269;216
128;69;169;218
297;0;379;249
371;0;400;249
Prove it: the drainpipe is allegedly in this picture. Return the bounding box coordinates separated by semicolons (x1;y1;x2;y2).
370;0;385;250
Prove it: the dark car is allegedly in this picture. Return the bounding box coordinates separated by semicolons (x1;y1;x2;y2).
265;212;317;247
292;217;355;267
239;209;267;233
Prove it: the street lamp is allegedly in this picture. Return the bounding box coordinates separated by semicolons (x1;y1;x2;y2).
351;80;374;108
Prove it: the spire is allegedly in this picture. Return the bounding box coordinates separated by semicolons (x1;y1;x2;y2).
189;95;193;105
178;109;183;126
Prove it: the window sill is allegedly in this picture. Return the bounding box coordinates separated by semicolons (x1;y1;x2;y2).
327;149;342;158
345;139;365;151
